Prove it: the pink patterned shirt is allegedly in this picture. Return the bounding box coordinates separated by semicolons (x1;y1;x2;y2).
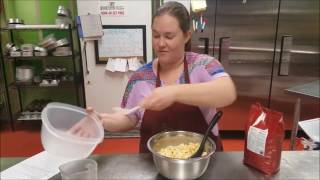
121;52;229;136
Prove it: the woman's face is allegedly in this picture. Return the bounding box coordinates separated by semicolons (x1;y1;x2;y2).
152;14;190;64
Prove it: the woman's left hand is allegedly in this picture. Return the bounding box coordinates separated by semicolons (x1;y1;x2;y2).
139;85;178;111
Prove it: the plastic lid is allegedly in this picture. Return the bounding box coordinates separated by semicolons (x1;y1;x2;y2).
41;102;104;144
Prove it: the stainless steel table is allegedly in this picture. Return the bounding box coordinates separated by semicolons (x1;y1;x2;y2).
285;80;320;150
1;151;319;179
285;80;320;99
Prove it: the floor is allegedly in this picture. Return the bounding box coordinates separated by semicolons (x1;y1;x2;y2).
0;121;296;157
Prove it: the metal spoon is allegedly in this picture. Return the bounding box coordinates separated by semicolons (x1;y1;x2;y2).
190;111;223;158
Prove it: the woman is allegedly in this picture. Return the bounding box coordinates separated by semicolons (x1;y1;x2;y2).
73;1;236;152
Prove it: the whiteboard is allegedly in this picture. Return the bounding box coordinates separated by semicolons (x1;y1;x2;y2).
96;25;146;61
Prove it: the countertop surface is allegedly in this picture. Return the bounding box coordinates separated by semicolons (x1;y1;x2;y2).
1;151;319;180
285;80;320;99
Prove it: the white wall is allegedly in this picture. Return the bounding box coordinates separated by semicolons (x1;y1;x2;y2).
77;1;152;112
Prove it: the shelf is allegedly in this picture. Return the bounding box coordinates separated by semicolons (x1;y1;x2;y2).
17;117;41;121
1;24;73;30
1;21;83;129
15;111;41;121
9;81;77;88
4;54;76;60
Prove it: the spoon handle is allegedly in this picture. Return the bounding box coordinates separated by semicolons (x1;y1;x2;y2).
199;111;223;151
190;111;223;158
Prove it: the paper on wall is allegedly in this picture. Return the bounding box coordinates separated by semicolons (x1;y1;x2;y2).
105;58;128;72
115;58;128;72
128;57;143;71
105;58;116;72
0;151;74;180
191;0;207;12
105;57;143;72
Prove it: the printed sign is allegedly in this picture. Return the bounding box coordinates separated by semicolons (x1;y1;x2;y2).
100;0;126;17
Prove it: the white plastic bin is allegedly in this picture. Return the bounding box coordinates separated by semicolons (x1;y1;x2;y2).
41;102;104;159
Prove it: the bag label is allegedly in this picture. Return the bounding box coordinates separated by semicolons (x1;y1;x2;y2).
247;126;268;156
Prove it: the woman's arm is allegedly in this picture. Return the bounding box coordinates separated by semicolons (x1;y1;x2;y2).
174;76;236;108
99;112;138;132
68;111;138;137
140;76;236;110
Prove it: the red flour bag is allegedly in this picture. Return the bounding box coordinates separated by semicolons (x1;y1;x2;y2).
243;103;284;175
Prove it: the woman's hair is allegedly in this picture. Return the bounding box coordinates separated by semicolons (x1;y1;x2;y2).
153;1;191;50
153;1;191;34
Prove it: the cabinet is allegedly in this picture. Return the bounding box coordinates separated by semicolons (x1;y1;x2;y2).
191;0;319;131
0;24;85;130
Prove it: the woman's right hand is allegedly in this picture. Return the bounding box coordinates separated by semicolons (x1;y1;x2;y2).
69;106;137;136
139;85;179;111
68;107;103;137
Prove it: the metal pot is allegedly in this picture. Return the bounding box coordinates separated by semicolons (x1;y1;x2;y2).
47;38;69;51
5;43;14;51
10;51;21;57
147;131;216;179
34;46;46;52
39;34;56;48
57;6;70;17
8;18;24;24
55;38;69;47
21;44;34;52
9;46;20;52
16;66;34;82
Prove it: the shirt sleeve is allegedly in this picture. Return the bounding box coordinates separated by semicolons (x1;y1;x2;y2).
187;53;229;83
203;55;229;79
121;77;153;128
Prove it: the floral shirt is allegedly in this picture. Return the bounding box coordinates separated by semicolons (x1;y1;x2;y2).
121;52;229;136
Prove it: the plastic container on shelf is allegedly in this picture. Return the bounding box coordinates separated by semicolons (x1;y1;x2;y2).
41;102;104;159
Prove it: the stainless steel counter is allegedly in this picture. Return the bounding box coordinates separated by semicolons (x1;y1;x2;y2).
53;151;319;179
1;151;318;179
285;80;320;99
284;80;320;150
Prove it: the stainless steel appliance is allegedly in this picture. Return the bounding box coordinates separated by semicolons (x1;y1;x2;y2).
191;0;319;131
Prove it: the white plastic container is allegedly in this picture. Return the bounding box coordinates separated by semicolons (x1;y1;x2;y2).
41;102;104;159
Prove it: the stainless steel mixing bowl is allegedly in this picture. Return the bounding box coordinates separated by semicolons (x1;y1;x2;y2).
147;131;216;179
